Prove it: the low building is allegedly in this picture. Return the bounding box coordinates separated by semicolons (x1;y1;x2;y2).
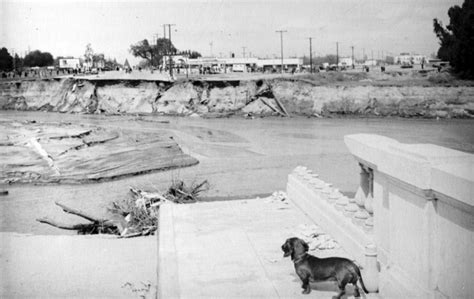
185;57;303;73
256;58;303;72
59;58;80;69
364;59;377;66
395;53;427;65
338;57;354;67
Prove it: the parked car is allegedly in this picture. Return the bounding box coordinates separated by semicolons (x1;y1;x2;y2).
401;62;413;69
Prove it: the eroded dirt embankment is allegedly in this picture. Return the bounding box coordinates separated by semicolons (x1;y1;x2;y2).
1;77;474;118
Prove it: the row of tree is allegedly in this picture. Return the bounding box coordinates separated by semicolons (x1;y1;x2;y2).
0;48;55;71
0;45;122;72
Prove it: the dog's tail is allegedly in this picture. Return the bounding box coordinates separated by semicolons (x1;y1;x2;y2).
355;266;369;294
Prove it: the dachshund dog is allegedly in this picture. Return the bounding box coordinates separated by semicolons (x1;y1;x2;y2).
281;237;368;298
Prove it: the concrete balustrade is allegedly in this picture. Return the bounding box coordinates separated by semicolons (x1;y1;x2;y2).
287;167;373;264
344;134;474;298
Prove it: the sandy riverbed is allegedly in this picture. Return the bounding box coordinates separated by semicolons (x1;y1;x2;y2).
1;111;473;235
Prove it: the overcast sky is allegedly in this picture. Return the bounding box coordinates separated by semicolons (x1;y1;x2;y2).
1;0;462;65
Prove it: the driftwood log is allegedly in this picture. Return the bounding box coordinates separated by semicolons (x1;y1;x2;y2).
37;202;118;235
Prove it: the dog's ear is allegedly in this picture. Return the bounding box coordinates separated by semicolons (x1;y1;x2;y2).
293;238;309;258
302;240;309;252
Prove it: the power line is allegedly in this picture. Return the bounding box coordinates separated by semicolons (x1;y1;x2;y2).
276;30;287;73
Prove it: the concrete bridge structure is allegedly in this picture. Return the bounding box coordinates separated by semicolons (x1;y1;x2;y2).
158;134;473;298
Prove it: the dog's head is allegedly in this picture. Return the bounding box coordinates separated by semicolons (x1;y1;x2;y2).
281;237;309;260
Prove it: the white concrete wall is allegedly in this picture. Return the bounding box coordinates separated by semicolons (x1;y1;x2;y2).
345;134;474;298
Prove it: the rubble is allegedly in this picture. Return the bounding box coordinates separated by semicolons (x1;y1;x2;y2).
37;179;210;237
295;223;340;251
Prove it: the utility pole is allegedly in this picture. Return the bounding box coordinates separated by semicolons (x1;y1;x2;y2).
242;46;246;58
11;49;15;72
336;42;339;69
209;41;213;57
163;24;176;78
307;37;313;73
351;45;355;69
276;30;287;73
152;34;159;67
363;48;366;61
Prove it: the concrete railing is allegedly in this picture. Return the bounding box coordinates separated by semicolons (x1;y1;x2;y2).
286;168;374;263
344;134;474;298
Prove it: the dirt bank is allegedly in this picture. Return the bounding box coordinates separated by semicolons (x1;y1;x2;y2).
1;74;474;118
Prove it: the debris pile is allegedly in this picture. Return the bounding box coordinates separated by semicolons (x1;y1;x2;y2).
295;224;340;251
263;190;288;203
37;179;210;237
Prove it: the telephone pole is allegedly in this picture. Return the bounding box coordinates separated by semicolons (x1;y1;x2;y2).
209;41;213;57
351;45;355;69
276;30;287;73
11;49;15;71
242;46;246;58
163;25;166;39
163;24;176;78
153;34;159;67
307;37;313;73
336;42;339;68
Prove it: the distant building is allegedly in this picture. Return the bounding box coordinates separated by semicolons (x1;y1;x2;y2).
338;57;354;67
94;59;105;69
184;57;303;73
59;58;80;69
256;58;303;72
364;59;377;66
395;53;427;65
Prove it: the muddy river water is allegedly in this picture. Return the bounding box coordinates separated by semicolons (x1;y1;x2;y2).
1;111;473;234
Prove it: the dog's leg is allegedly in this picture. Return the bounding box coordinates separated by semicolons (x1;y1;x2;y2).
301;277;311;294
353;285;361;298
333;276;350;299
296;269;311;294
